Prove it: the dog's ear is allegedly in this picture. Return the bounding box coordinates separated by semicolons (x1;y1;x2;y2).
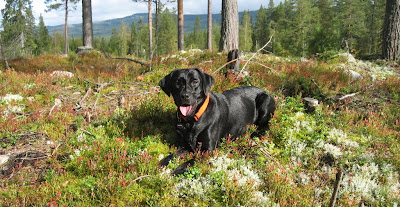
159;70;175;96
195;68;214;95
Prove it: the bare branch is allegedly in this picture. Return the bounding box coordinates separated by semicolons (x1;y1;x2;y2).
212;58;240;74
240;34;274;73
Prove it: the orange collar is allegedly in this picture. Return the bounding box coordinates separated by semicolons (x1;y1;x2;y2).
178;93;210;122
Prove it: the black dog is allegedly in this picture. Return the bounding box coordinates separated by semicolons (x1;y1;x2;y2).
159;69;275;171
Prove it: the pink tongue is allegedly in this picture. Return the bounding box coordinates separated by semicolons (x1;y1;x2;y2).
179;105;193;116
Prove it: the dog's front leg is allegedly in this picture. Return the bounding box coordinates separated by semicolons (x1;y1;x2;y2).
158;147;186;167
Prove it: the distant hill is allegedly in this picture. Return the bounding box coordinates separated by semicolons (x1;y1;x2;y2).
47;11;257;38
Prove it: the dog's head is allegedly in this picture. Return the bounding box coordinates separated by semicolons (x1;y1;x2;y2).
159;68;214;116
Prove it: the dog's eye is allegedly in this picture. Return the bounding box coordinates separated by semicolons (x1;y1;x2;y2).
191;80;199;85
175;81;181;88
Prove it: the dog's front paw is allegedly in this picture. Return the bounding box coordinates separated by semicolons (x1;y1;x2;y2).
171;159;195;176
159;154;174;167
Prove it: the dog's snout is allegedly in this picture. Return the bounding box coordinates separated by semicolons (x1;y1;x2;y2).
181;93;190;100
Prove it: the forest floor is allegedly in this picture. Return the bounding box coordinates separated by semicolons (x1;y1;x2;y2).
0;50;399;206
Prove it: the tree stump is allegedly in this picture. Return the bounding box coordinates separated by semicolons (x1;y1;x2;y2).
227;49;241;72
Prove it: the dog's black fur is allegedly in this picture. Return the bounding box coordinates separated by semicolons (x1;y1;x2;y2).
159;69;275;172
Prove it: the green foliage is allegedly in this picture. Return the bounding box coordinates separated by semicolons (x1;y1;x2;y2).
1;0;36;57
239;10;253;51
34;15;52;55
157;8;177;55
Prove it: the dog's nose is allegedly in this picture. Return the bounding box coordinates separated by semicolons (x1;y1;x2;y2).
181;93;189;100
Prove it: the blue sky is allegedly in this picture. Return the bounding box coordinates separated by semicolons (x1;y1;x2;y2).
0;0;282;26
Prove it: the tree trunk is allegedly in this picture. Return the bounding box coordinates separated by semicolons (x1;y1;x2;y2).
82;0;93;48
382;0;400;60
177;0;184;51
148;0;153;60
0;34;9;70
64;0;69;54
219;0;239;52
207;0;212;50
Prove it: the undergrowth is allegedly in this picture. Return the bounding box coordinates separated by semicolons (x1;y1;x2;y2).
0;51;399;206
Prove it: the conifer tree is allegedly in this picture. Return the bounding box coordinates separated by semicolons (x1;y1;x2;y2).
34;14;52;55
193;16;203;48
239;10;253;51
45;0;79;55
119;22;129;55
129;21;138;55
109;28;120;55
219;0;239;52
1;0;36;57
253;6;268;51
158;8;177;54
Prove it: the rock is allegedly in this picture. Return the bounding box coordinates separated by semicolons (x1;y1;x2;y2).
0;155;10;166
76;46;93;54
337;53;357;63
345;69;363;82
303;97;319;113
300;57;309;62
51;70;74;78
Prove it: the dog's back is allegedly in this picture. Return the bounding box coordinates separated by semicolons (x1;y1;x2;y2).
221;86;275;138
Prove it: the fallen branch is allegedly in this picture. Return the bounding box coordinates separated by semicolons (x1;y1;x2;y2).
329;169;343;207
338;92;360;101
246;60;278;74
49;98;62;116
212;58;240;74
260;148;287;174
240;34;274;74
130;175;153;183
112;57;148;66
76;87;93;110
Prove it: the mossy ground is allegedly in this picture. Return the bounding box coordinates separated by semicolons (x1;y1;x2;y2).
0;51;399;206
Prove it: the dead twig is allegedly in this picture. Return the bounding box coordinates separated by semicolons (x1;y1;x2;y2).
212;58;240;74
338;92;361;101
131;175;153;183
112;57;148;66
329;169;343;207
246;60;278;74
260;148;287;174
240;34;274;74
75;87;92;110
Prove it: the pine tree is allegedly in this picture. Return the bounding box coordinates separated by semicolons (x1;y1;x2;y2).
382;0;400;60
82;0;93;48
177;0;184;51
207;0;212;50
212;21;221;50
295;0;315;56
1;0;36;57
132;0;153;60
239;10;253;51
336;0;369;54
137;18;150;58
309;0;340;54
129;21;138;55
45;0;79;54
253;6;268;51
119;22;129;55
158;8;177;54
109;28;120;55
34;14;52;55
219;0;239;52
193;16;203;48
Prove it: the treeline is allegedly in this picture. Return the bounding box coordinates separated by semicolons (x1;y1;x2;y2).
1;0;386;58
